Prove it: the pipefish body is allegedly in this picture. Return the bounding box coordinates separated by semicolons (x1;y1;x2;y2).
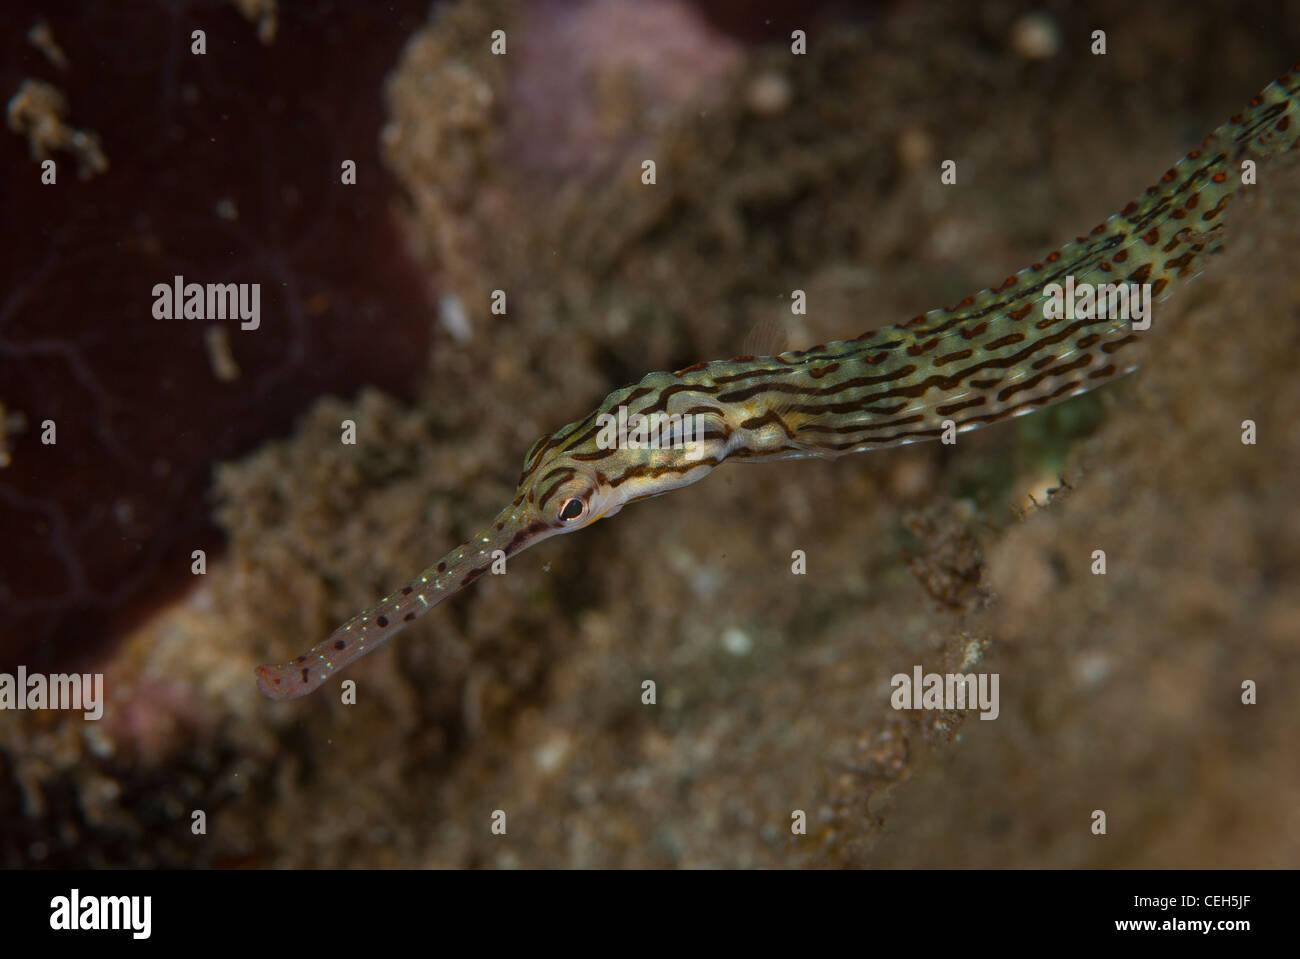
257;63;1300;700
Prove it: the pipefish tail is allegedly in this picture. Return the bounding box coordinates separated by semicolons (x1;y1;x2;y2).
256;63;1300;701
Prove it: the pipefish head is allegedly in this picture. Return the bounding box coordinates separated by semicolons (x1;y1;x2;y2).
512;405;725;537
512;429;627;537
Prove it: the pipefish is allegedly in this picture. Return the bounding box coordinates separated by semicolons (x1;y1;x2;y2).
257;63;1300;700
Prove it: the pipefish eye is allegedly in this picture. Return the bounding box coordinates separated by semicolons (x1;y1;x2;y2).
558;497;587;523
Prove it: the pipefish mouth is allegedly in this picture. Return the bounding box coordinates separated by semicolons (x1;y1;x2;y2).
257;63;1300;701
